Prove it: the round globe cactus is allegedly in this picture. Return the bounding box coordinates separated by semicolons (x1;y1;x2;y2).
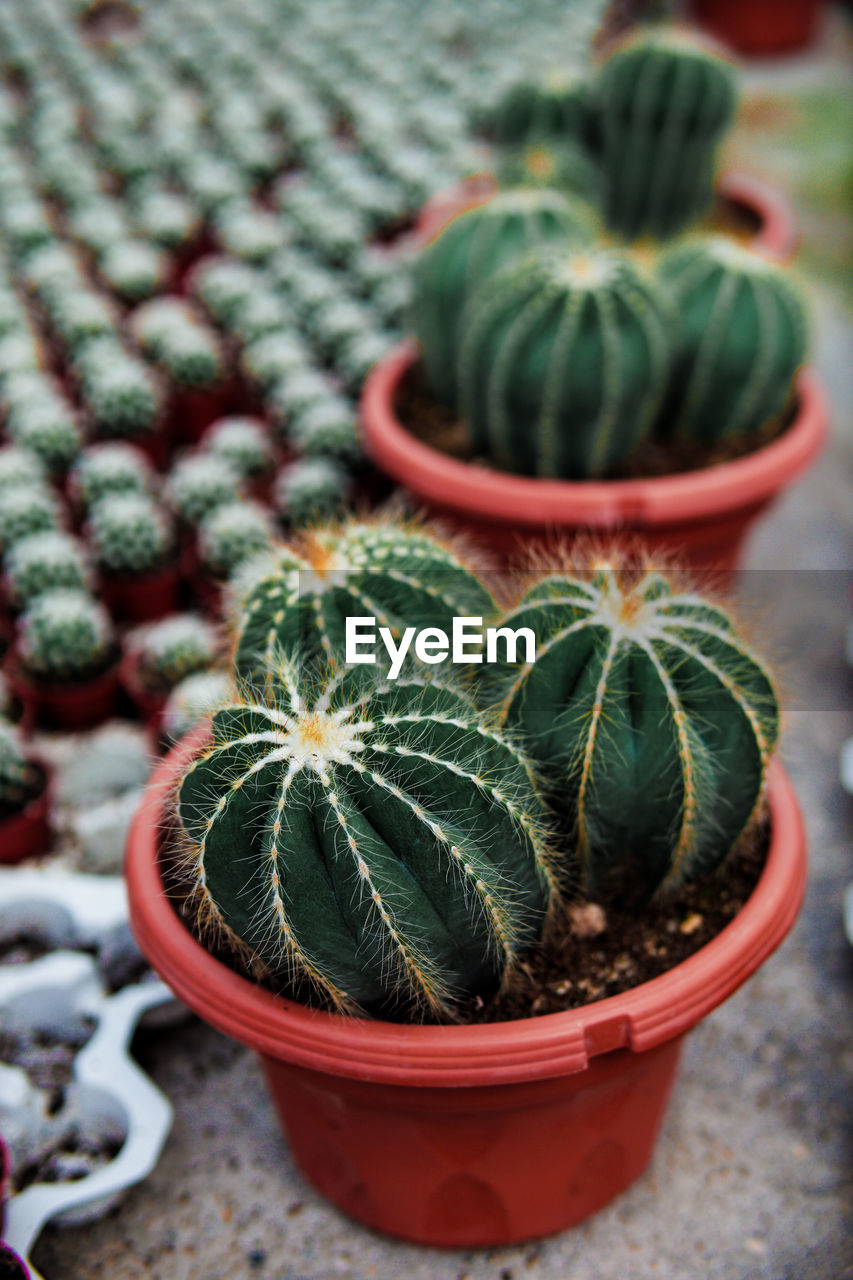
176;662;555;1016
413;188;595;406
188;257;259;327
197;500;275;579
593;29;737;241
165;454;243;526
0;718;38;811
69;442;155;512
161;668;235;744
201;417;274;480
0;445;47;493
287;396;360;461
154;321;224;391
18;589;116;683
87;492;173;577
493;561;779;903
77;346;163;441
489;70;593;148
134;189;200;250
4;530;93;608
240;331;313;392
658;237;809;444
99;239;168;303
0;485;59;560
129;612;220;694
48;290;119;354
273;457;351;528
458;244;676;478
5;397;83;476
232;516;495;689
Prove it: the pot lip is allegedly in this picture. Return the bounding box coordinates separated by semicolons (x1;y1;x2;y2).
125;730;806;1088
360;341;827;533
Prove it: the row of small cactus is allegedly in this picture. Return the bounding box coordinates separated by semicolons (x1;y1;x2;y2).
174;517;779;1020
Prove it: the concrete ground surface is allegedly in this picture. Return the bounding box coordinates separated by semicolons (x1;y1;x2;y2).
21;16;853;1280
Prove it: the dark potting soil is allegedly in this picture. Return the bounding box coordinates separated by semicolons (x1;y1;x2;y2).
397;369;793;481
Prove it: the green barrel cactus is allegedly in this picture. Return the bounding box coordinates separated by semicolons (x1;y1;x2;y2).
658;237;809;444
69;442;155;512
165;454;243;527
273;457;352;528
4;530;93;608
18;589;116;683
413;188;595;406
87;492;173;577
129;612;220;694
493;564;779;903
0;718;38;811
198;500;275;579
594;29;737;241
489;71;593;148
201;417;274;480
458;244;676;478
232;517;495;690
176;663;555;1016
0;486;59;560
0;446;47;493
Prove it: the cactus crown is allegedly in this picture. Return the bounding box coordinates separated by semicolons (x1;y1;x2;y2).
177;661;555;1017
201;417;274;479
198;500;275;579
0;485;59;558
594;28;737;240
0;718;38;810
4;530;92;608
0;446;47;492
492;559;779;903
6;397;82;476
273;456;351;527
100;239;167;303
658;236;809;443
165;454;243;526
78;348;162;440
233;517;495;690
87;492;173;576
413;188;595;406
497;139;600;202
130;612;219;693
458;244;676;479
19;589;116;682
69;442;155;512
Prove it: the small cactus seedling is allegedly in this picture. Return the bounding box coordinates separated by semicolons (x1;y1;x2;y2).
201;417;275;480
49;290;119;354
658;237;809;443
165;454;243;527
162;668;234;743
273;458;352;529
188;257;260;327
6;397;83;477
176;662;555;1015
69;442;155;513
458;245;676;478
99;239;168;303
77;345;163;442
287;397;361;461
0;486;59;560
489;70;593;149
233;516;495;690
87;492;173;576
18;589;116;683
241;331;313;392
594;29;737;240
0;718;39;811
0;446;46;493
413;188;595;406
198;500;275;580
492;562;779;903
4;530;93;608
134;189;200;250
130;612;220;694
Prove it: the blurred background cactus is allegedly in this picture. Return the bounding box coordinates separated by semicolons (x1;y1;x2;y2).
87;492;173;577
127;612;220;694
3;530;93;609
18;589;116;684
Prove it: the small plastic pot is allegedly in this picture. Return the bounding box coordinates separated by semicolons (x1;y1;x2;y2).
0;762;52;864
415;170;799;263
690;0;823;55
360;342;827;575
5;652;120;732
98;562;182;625
126;734;806;1248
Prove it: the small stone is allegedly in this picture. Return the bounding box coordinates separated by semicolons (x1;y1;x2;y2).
568;902;607;938
680;912;704;935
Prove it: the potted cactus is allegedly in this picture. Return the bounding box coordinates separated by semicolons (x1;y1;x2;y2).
120;611;220;729
68;441;156;519
7;589;120;730
86;492;180;623
3;530;93;612
0;717;52;863
193;500;275;615
126;526;806;1247
361;233;826;573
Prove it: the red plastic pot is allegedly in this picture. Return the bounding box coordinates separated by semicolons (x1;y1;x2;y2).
0;762;52;864
118;649;168;732
415;170;798;262
360;342;827;574
5;652;120;732
98;562;182;625
691;0;823;55
126;733;806;1247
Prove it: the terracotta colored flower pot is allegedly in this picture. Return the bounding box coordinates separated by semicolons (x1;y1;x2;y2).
126;733;806;1247
360;342;827;575
415;170;798;263
691;0;823;55
0;762;52;864
98;562;182;625
5;653;120;732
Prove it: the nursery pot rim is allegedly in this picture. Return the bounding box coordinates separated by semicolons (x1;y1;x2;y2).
126;730;806;1089
360;341;827;534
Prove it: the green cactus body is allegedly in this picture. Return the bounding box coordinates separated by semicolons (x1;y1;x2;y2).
69;443;154;512
4;530;92;608
458;245;675;478
88;492;173;576
490;71;592;148
273;457;352;528
19;589;116;682
99;240;168;304
165;454;243;526
0;486;59;560
131;612;219;693
413;188;595;406
0;718;37;810
658;237;808;443
0;446;47;493
198;500;275;579
233;518;495;689
494;566;779;902
594;30;736;240
177;664;554;1015
6;398;83;476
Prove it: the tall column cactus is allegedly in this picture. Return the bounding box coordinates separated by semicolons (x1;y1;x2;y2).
232;517;496;690
658;237;808;443
458;245;675;478
492;563;779;902
413;188;595;406
489;71;593;149
594;30;736;240
177;664;555;1016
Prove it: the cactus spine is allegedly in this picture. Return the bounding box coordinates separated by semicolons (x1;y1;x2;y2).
658;237;808;443
177;663;554;1016
594;30;736;240
413;188;595;406
493;564;779;902
458;245;675;478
